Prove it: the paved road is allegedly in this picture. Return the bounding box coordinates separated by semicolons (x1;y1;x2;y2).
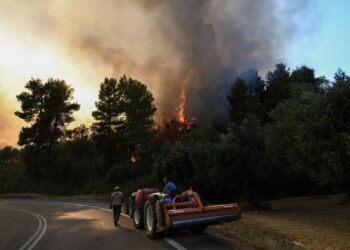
0;199;234;250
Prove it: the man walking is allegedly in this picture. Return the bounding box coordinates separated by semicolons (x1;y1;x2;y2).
110;186;125;226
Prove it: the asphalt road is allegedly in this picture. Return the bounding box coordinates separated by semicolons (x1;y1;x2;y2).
0;199;235;250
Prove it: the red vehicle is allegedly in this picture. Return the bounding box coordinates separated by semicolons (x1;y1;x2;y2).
126;188;241;238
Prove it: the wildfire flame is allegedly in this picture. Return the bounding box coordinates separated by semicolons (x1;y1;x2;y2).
130;155;138;163
155;69;196;144
177;69;195;123
178;89;186;123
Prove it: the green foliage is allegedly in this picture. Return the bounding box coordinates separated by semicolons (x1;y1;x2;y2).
227;77;266;124
4;66;349;202
305;76;350;194
117;76;157;160
266;83;322;195
334;69;350;83
291;65;328;92
15;78;80;149
227;78;253;123
61;75;158;193
0;146;19;165
92;76;156;166
65;124;90;141
265;63;291;111
154;127;222;199
267;75;350;196
92;78;122;137
155;117;270;206
15;78;80;179
0;146;26;193
220;114;267;206
267;83;321;170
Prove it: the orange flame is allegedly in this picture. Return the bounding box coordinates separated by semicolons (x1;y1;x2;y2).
177;69;195;123
130;155;138;163
178;89;186;123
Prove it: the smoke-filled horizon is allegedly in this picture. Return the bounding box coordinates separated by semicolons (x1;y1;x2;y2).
0;0;315;146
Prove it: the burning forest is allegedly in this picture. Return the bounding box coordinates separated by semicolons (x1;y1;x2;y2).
0;0;316;148
2;1;350;248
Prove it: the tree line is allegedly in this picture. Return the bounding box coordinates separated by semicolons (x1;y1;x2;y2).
0;64;349;207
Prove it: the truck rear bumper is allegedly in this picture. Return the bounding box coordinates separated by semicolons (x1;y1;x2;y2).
170;212;241;228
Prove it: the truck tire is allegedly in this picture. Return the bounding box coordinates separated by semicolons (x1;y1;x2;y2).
133;205;144;229
189;225;207;233
155;200;165;227
128;197;135;217
144;200;163;238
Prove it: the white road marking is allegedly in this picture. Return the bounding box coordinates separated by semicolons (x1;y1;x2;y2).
164;237;188;250
59;202;188;250
293;241;307;248
15;209;47;250
18;213;42;250
60;202;111;213
26;213;47;250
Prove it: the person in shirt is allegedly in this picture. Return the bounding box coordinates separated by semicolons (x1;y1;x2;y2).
110;186;125;226
162;177;177;198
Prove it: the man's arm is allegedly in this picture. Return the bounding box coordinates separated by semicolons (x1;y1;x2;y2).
110;194;113;209
121;192;125;203
163;183;168;194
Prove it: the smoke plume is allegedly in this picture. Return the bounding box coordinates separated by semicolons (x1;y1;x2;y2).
0;0;314;145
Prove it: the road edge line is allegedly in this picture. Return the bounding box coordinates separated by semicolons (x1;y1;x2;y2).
164;237;188;250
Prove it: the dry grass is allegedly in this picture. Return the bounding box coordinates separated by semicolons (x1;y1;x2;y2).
209;194;350;250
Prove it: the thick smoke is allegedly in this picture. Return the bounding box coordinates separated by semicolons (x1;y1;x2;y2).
54;0;312;122
0;0;314;145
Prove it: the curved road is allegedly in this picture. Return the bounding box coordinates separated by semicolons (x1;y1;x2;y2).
0;199;235;250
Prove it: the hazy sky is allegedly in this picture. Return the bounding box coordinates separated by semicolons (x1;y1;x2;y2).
288;0;350;79
0;0;348;147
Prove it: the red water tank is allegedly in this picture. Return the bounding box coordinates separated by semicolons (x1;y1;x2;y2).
135;188;159;205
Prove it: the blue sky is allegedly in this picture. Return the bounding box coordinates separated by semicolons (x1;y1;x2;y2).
288;1;350;80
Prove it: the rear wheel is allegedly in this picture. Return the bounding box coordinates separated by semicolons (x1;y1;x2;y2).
133;205;144;229
144;200;163;238
128;197;135;217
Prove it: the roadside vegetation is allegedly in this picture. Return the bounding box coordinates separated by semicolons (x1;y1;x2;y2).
210;194;350;250
1;64;350;247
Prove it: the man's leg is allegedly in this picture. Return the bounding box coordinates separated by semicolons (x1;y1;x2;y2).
114;204;121;222
112;205;116;219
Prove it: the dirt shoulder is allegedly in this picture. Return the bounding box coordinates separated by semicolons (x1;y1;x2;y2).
209;194;350;250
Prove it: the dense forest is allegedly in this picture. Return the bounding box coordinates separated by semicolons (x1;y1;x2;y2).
1;64;349;208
